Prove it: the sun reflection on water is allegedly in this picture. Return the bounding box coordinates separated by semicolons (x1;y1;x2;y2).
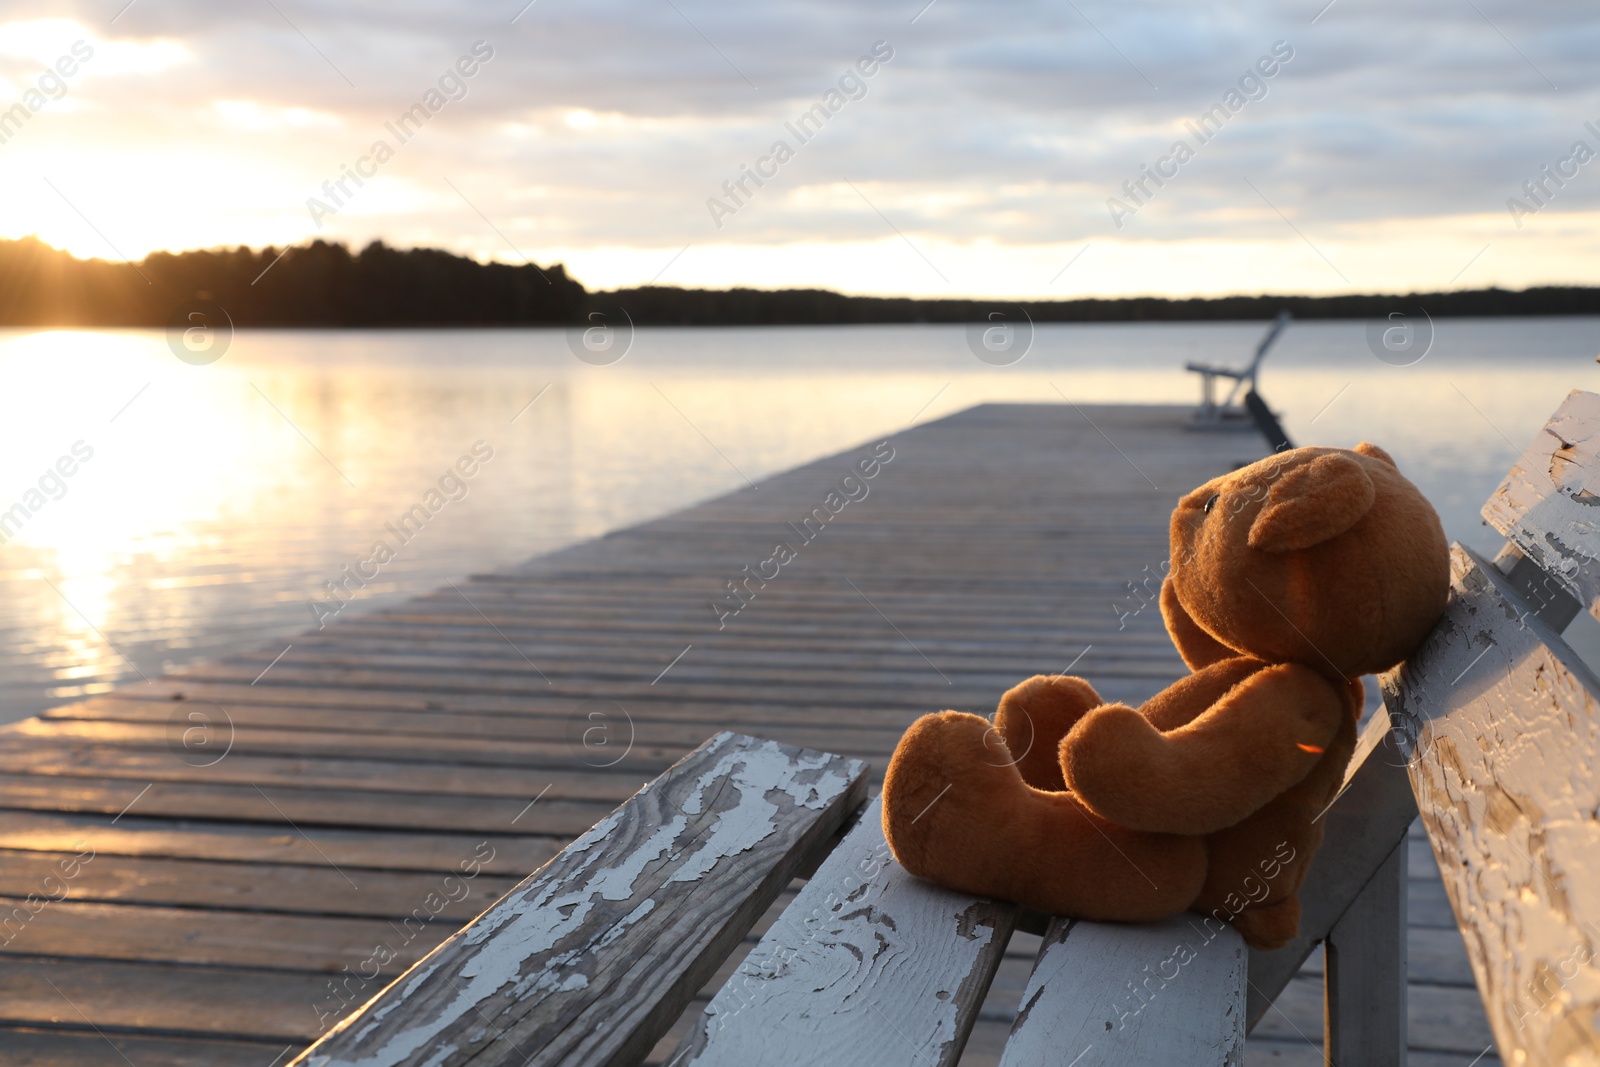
0;319;1594;723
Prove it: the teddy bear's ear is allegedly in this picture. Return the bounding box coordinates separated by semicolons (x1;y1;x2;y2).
1354;441;1397;468
1248;453;1377;553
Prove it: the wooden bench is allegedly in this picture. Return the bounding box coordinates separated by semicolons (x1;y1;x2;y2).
292;390;1600;1066
1184;310;1290;431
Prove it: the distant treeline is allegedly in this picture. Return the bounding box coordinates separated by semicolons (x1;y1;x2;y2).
0;238;585;327
606;284;1600;324
2;236;1599;327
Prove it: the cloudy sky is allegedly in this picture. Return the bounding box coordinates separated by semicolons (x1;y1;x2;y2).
1;0;1597;297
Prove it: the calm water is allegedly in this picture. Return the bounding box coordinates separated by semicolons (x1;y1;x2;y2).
1;319;1595;724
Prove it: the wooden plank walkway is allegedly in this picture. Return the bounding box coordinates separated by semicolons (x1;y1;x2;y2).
0;403;1495;1065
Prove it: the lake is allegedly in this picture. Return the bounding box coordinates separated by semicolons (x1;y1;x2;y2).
0;318;1595;724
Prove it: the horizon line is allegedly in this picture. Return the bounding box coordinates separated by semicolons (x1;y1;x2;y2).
3;233;1592;307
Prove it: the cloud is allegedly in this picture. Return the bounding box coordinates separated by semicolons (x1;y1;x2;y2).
212;99;343;132
0;18;188;74
4;0;1599;295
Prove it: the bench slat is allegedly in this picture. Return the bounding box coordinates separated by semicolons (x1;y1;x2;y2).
998;915;1246;1066
291;732;867;1067
1245;711;1418;1027
1382;544;1600;1064
1481;388;1600;611
673;797;1016;1067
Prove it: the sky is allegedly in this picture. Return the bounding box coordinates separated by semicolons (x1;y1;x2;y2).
1;1;1598;298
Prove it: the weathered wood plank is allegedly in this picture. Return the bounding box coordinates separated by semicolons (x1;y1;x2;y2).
1382;543;1600;1065
243;607;1180;649
675;797;1016;1067
0;896;451;972
1245;711;1418;1028
0;957;329;1042
27;704;898;767
165;663;1092;704
0;736;646;801
0;848;518;919
1408;927;1481;988
216;629;1175;668
997;915;1245;1067
0;774;614;834
0;1029;286;1067
1250;974;1501;1060
116;679;1079;721
1481;389;1600;611
92;670;1177;720
1293;895;1480;989
0;811;559;875
1324;837;1407;1066
58;687;946;726
4;717;691;773
293;732;867;1067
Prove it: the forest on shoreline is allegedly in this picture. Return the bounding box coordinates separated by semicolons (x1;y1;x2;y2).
2;236;1597;328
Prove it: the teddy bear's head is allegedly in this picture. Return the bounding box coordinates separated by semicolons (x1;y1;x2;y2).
1162;442;1449;681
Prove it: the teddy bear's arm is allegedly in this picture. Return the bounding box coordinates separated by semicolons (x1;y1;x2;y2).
1060;663;1348;836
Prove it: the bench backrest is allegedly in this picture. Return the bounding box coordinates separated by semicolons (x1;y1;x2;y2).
1381;388;1600;1063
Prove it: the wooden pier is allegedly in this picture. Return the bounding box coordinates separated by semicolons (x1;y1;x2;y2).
0;403;1495;1065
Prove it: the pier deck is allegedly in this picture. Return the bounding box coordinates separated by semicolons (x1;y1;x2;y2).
0;403;1495;1065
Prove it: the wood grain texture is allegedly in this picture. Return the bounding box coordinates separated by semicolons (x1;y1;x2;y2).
1245;711;1418;1028
1481;389;1600;616
998;915;1246;1066
0;895;453;971
0;810;561;875
0;1029;285;1067
0;957;331;1042
1382;544;1600;1066
674;797;1016;1067
1324;838;1408;1066
0;848;516;917
292;732;867;1067
0;772;616;834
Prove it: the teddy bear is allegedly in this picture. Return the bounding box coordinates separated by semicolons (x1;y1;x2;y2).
881;443;1448;950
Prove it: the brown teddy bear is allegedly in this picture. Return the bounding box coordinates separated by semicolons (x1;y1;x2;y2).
881;443;1448;949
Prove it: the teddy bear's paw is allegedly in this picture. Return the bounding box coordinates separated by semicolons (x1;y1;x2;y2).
994;674;1103;792
1231;895;1301;951
1060;703;1175;830
882;710;1030;888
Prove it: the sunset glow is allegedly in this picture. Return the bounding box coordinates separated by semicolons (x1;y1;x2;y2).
1;5;1596;297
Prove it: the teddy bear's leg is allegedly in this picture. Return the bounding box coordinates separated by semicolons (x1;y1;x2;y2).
883;710;1208;922
993;675;1103;791
1230;895;1301;951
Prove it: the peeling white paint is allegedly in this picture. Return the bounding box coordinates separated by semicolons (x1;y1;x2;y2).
1483;390;1600;622
300;733;864;1067
998;916;1246;1067
1392;544;1600;1063
671;742;853;885
679;799;1013;1065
